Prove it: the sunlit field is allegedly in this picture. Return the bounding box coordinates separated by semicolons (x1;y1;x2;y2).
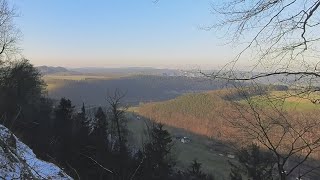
43;74;130;91
239;91;320;111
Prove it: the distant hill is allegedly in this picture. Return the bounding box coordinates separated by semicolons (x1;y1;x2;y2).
38;66;194;77
37;66;73;75
71;67;181;76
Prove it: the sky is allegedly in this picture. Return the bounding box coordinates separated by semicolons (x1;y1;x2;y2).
12;0;239;69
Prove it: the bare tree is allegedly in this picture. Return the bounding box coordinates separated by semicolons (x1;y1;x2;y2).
107;89;128;151
0;0;20;62
204;2;320;179
203;1;320;96
225;84;320;179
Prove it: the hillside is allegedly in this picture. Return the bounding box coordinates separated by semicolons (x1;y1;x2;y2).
37;66;76;75
0;125;72;179
133;89;320;143
133;90;239;142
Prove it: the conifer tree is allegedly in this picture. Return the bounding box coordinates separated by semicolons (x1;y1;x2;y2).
140;123;175;180
52;98;75;166
186;160;206;179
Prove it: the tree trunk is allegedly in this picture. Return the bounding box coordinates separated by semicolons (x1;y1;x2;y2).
278;163;286;180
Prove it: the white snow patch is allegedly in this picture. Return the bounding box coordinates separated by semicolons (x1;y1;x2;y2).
0;124;73;180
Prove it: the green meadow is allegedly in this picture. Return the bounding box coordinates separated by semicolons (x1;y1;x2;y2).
239;91;320;111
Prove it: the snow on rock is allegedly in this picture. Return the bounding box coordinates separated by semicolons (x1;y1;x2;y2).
0;124;73;180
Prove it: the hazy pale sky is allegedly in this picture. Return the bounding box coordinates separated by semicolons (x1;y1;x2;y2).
13;0;239;68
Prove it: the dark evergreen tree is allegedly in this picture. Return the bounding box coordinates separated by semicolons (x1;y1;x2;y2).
86;107;110;179
52;98;75;165
139;123;175;180
94;107;107;133
229;162;243;180
30;97;54;158
73;102;89;146
78;103;87;125
92;107;108;151
70;103;96;179
229;144;276;180
180;159;215;180
186;159;206;180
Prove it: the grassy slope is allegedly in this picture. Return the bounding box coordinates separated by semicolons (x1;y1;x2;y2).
239;91;320;111
133;90;237;140
126;113;233;179
133;90;320;143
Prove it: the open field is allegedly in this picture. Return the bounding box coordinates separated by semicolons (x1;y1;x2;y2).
43;74;130;91
239;91;320;111
43;74;129;81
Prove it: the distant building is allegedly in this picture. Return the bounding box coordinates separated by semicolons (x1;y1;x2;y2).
180;137;190;144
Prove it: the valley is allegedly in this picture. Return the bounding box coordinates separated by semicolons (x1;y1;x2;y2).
2;1;320;179
42;71;237;178
41;70;320;179
43;71;228;106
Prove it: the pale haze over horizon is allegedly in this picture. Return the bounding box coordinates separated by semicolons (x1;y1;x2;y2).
13;0;241;69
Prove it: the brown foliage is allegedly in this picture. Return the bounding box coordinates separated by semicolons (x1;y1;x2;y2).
137;89;320;160
137;90;241;143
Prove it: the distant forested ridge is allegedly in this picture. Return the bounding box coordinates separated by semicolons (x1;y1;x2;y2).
48;75;232;106
37;66;72;75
